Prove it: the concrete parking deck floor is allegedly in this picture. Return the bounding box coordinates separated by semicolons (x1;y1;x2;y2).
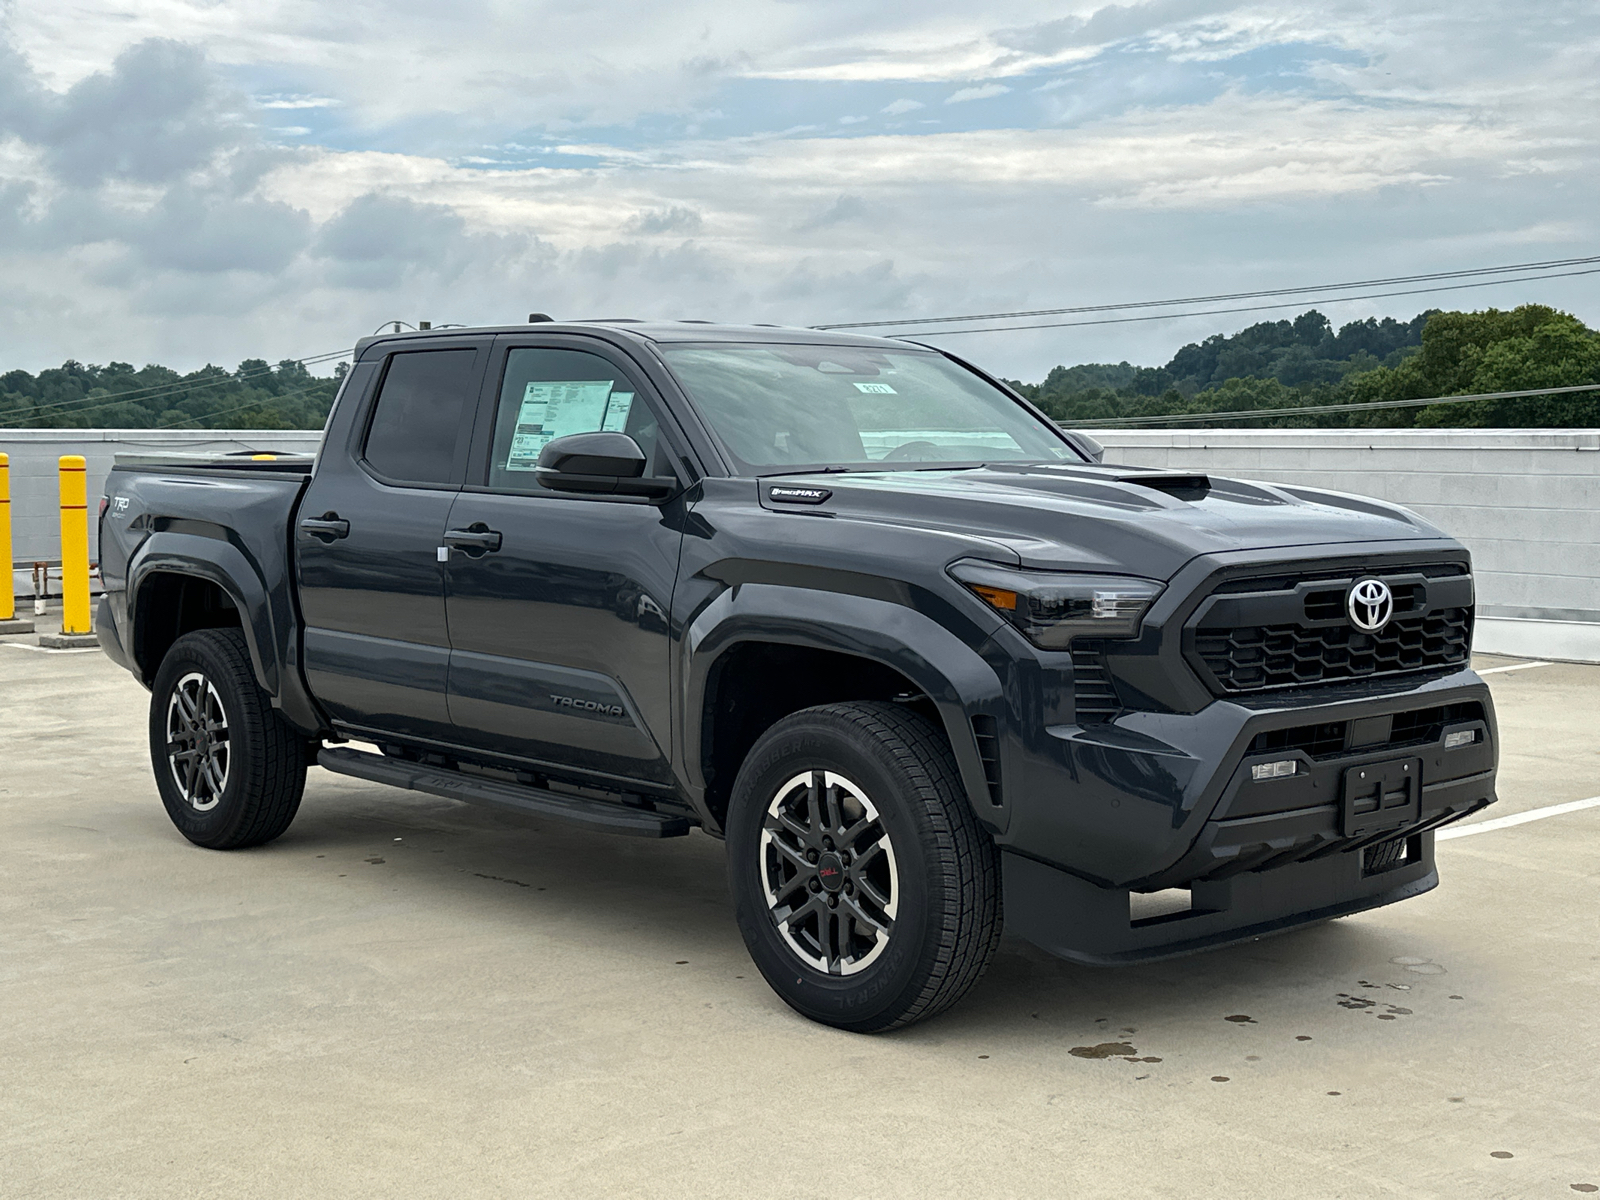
2;643;1597;1199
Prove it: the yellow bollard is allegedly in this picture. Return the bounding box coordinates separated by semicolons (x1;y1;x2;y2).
0;453;12;622
58;455;91;634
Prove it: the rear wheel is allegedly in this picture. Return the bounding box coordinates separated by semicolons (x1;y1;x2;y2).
149;628;307;849
726;701;1002;1032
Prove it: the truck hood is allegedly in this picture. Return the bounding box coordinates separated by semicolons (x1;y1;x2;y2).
767;463;1453;579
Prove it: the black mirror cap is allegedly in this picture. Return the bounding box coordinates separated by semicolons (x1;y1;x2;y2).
533;431;679;501
536;431;648;478
1070;431;1106;463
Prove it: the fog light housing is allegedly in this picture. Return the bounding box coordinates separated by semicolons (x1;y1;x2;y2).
1444;729;1477;749
1251;759;1297;781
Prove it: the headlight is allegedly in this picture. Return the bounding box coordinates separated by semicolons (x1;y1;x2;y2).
949;560;1163;650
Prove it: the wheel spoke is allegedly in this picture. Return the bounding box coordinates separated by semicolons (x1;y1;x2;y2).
856;875;892;913
842;894;890;937
767;837;812;875
818;908;838;973
176;687;201;727
767;808;811;844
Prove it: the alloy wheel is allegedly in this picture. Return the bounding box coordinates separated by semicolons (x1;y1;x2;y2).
759;770;899;975
165;671;231;812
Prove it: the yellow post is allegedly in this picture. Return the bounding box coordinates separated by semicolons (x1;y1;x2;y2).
58;455;91;634
0;453;12;621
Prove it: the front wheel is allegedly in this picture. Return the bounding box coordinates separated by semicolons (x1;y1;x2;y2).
149;628;307;849
726;702;1002;1032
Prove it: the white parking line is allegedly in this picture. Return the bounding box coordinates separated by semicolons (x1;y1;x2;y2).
1476;660;1552;675
0;642;103;655
1438;795;1600;840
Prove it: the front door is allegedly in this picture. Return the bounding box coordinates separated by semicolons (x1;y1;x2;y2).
442;338;685;786
297;341;486;742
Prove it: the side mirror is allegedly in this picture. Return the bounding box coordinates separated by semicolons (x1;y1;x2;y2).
1069;431;1106;463
534;432;678;500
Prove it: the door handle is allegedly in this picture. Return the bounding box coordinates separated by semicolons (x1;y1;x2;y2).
443;524;503;554
299;513;350;542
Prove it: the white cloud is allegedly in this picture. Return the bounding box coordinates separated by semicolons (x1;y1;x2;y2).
0;1;1596;381
945;83;1013;104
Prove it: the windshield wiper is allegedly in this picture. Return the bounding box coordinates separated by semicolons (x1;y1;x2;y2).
758;466;861;478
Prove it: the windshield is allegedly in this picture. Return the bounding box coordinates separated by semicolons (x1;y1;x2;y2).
659;344;1084;474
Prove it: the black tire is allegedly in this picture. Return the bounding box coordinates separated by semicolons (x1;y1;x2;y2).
148;628;307;849
726;701;1002;1033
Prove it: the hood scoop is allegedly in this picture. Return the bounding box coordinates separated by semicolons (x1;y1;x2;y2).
1117;473;1211;501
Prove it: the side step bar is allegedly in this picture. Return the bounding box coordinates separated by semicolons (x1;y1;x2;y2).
317;747;691;838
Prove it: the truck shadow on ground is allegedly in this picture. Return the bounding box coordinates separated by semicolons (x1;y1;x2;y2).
262;775;1442;1040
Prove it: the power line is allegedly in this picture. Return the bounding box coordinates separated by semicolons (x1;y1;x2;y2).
1065;382;1600;429
886;267;1600;338
814;254;1600;332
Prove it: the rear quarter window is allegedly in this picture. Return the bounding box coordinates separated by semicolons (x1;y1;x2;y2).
362;349;478;485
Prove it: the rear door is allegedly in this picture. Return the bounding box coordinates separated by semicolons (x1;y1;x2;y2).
441;335;687;786
296;338;488;742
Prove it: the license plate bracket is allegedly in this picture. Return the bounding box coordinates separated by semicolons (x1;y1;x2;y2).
1340;757;1422;838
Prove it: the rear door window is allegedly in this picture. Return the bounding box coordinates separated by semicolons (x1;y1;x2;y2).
363;349;479;486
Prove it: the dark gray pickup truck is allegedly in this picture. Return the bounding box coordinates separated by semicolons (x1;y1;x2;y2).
97;321;1498;1031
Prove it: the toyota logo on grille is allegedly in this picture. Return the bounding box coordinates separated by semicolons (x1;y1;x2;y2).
1347;578;1394;633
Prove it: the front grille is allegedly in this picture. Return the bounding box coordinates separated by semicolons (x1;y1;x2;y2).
1189;561;1473;695
1071;645;1121;725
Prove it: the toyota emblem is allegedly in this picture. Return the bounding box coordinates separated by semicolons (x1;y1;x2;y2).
1347;578;1394;633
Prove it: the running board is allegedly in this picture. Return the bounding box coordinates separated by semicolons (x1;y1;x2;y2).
316;747;691;838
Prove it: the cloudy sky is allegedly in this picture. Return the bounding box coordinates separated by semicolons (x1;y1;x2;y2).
0;0;1596;381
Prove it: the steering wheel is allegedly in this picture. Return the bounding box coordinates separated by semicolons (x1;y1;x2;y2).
881;440;943;462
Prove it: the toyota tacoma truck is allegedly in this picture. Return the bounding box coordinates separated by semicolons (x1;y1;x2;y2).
96;321;1498;1032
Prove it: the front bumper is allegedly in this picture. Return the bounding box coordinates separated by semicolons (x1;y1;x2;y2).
992;664;1495;963
991;664;1497;888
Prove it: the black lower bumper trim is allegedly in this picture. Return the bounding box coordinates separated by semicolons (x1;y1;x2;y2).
1002;840;1437;966
317;747;691;838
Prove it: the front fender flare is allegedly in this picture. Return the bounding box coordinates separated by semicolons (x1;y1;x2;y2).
681;583;1007;832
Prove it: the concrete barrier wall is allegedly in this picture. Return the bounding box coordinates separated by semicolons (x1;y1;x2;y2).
4;426;1596;662
1095;428;1600;663
0;429;322;595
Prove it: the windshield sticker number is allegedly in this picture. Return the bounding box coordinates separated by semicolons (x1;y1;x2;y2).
853;382;897;394
505;380;630;471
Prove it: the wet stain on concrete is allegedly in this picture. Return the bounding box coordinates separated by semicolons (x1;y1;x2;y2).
1490;1151;1514;1160
1211;1076;1230;1083
1295;1035;1313;1041
1336;994;1377;1010
1570;1183;1598;1193
1225;1014;1256;1024
364;857;385;865
1070;1042;1137;1059
1327;1091;1341;1096
473;872;532;888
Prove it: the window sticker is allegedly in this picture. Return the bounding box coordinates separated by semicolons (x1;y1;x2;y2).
504;380;618;471
853;382;897;394
600;392;634;432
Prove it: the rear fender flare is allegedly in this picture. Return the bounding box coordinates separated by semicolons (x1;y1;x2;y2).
681;583;1006;831
128;532;279;698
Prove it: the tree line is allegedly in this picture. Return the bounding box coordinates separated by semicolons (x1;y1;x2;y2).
0;359;347;430
1010;305;1600;428
2;304;1596;430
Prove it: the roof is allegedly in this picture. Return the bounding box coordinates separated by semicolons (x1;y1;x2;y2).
354;320;918;359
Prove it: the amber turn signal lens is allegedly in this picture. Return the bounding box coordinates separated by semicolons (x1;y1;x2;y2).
971;585;1018;611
